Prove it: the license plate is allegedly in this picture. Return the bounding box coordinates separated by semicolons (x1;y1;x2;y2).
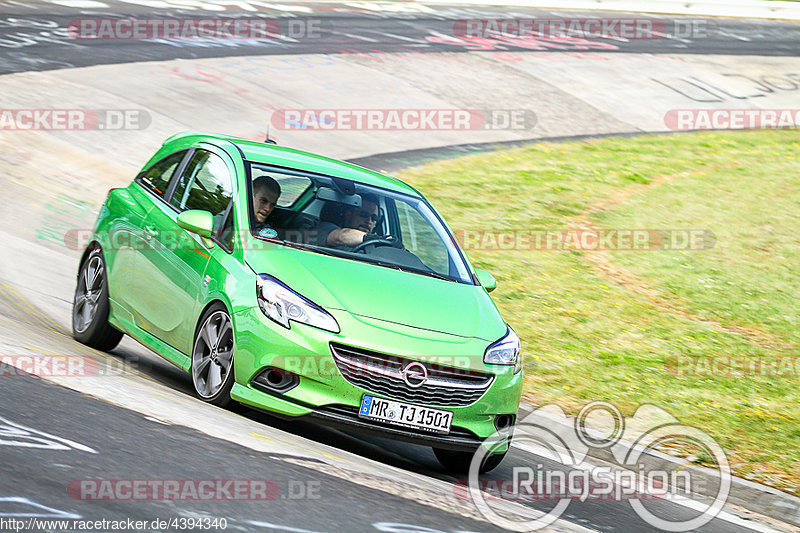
358;395;452;434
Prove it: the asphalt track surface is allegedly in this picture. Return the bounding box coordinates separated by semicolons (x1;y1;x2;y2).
1;1;800;75
0;374;504;533
1;2;798;533
0;343;764;533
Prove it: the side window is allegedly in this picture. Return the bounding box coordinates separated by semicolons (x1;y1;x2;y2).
220;207;235;250
396;201;449;273
274;176;311;207
170;150;234;237
137;150;186;197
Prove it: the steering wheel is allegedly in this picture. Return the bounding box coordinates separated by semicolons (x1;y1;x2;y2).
351;237;401;253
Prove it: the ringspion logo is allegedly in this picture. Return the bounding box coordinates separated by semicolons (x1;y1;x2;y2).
468;402;730;531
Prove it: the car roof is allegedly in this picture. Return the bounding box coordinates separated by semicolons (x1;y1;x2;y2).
163;131;422;197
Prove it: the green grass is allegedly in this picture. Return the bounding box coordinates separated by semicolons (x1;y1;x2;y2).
398;130;800;494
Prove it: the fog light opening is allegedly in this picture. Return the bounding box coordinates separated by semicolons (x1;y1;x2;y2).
494;414;515;432
252;366;300;394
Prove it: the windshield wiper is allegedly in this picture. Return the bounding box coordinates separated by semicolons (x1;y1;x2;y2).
277;240;342;258
358;257;455;282
272;239;457;281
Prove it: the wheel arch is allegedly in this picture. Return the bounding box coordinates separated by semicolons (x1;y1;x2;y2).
77;241;102;278
193;298;232;343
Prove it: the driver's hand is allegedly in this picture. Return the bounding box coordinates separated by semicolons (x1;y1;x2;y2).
362;233;404;249
362;233;383;244
384;235;404;249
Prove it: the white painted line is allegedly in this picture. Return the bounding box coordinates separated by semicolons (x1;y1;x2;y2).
382;32;427;43
266;4;314;13
44;0;108;7
0;497;81;519
667;493;784;533
245;520;324;533
716;29;752;41
648;30;692;44
339;32;380;43
346;2;436;14
0;416;97;453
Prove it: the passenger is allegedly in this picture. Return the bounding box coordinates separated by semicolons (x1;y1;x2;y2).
252;175;281;232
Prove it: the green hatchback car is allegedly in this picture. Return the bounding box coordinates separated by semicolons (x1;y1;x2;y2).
72;132;522;472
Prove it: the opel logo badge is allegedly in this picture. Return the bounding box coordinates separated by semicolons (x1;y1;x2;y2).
402;362;428;388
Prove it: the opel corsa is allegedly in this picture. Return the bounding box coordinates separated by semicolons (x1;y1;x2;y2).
72;132;522;472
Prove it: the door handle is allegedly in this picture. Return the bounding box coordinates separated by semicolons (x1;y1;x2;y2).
144;225;158;238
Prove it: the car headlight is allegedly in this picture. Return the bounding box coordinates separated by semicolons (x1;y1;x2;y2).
256;274;340;333
484;326;521;373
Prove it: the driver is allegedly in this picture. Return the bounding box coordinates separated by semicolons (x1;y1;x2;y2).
316;193;381;249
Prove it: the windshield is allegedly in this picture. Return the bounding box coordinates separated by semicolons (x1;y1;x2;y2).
247;162;473;284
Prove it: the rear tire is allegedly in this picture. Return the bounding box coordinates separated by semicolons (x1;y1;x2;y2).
434;447;507;474
191;303;236;407
72;248;123;351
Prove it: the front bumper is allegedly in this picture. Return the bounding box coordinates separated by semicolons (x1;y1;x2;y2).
230;307;523;451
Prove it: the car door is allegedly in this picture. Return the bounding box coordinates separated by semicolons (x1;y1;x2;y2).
109;149;189;316
135;146;235;354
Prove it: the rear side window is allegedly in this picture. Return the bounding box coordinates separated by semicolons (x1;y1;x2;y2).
137;150;186;197
170;149;234;237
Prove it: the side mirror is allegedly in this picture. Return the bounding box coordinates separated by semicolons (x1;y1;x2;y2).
177;210;214;238
475;268;497;292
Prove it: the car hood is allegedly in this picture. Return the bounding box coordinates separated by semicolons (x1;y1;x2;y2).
244;240;506;341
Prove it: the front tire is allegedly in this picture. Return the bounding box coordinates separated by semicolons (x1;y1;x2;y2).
72;248;123;351
191;303;235;407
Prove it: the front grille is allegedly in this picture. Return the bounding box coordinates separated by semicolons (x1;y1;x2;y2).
330;343;494;407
